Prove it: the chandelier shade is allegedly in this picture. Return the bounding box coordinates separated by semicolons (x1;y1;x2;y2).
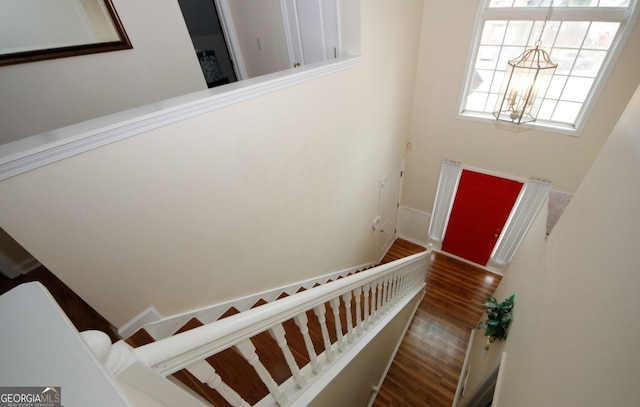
493;46;557;125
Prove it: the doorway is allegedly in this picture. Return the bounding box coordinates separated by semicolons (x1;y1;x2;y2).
177;0;238;88
179;0;339;85
441;170;523;266
281;0;339;68
379;161;404;257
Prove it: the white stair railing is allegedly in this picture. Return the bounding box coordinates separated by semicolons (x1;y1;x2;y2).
104;251;429;407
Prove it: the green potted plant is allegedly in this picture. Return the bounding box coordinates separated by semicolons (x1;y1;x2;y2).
478;294;515;344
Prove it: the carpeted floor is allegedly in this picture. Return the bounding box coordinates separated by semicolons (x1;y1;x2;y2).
547;190;573;235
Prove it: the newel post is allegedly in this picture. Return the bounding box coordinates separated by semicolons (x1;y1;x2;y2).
80;330;139;376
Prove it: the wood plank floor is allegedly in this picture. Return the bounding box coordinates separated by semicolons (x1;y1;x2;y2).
373;240;501;407
379;238;427;264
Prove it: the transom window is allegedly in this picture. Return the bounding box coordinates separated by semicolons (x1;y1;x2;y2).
459;0;638;133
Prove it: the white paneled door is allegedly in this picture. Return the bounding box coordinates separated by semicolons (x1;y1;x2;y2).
281;0;339;68
379;162;404;256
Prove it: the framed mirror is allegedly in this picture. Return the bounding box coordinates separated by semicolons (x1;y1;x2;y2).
0;0;132;67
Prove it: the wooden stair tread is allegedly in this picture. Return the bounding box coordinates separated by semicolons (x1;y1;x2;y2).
125;321;233;407
177;318;272;405
125;327;154;348
218;306;240;319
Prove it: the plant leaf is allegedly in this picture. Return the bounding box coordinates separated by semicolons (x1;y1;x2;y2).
501;312;512;325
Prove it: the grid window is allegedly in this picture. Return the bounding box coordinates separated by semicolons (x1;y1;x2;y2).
460;0;638;132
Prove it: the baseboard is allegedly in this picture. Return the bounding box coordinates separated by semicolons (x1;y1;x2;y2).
0;254;41;279
453;329;475;407
17;256;41;274
397;206;430;246
118;305;163;339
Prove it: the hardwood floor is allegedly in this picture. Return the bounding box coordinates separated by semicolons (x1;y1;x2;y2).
379;238;427;264
373;243;501;407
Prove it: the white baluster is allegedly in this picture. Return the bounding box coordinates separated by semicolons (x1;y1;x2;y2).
363;283;371;329
408;268;415;289
382;277;390;308
329;298;345;352
188;360;250;407
294;313;321;374
269;324;307;389
353;286;363;335
235;340;289;406
391;271;400;304
404;268;411;292
375;280;382;319
399;271;407;296
313;305;334;362
387;273;395;305
341;291;354;343
391;272;399;303
405;270;412;293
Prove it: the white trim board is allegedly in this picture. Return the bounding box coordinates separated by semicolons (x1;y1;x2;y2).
118;306;163;339
0;251;41;279
397;205;430;247
452;329;475;407
0;56;362;182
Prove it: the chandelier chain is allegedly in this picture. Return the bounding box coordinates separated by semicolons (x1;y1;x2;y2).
536;0;555;47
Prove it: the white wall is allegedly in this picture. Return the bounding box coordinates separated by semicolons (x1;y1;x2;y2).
0;0;206;144
461;82;640;406
0;0;425;327
403;0;640;215
227;0;290;78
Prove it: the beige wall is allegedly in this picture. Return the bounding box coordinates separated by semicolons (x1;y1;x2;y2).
0;0;205;144
462;83;640;406
461;197;549;404
403;0;640;214
0;0;424;327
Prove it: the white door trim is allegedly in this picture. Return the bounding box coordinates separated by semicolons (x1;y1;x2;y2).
379;160;404;258
214;0;248;80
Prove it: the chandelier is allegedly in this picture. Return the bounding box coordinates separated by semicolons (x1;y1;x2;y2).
494;2;557;125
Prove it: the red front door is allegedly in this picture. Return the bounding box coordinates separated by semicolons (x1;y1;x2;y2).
441;170;523;266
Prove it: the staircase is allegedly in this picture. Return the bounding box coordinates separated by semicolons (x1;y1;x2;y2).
97;250;430;407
